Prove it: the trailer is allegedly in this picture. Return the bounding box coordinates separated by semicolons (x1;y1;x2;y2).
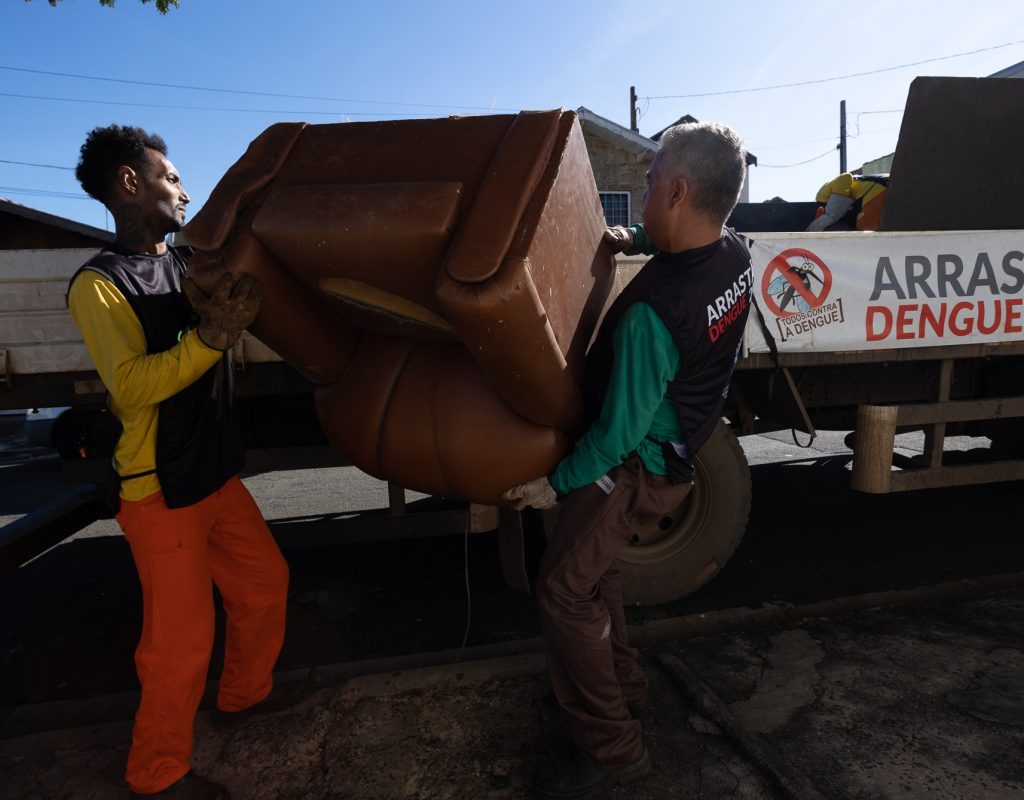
2;76;1022;605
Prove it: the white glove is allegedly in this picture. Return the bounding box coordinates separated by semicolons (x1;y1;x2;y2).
502;477;558;511
603;226;635;254
806;193;855;232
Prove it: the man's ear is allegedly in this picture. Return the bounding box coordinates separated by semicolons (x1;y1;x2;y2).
116;165;139;196
669;177;689;207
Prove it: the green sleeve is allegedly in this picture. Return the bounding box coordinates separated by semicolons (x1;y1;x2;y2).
625;224;657;256
550;302;680;495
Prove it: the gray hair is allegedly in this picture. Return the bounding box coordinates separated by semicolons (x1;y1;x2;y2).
656;122;747;224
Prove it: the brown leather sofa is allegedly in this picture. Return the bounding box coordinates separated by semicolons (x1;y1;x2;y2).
184;110;615;505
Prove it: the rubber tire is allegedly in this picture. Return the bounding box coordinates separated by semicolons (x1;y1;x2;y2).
616;421;751;606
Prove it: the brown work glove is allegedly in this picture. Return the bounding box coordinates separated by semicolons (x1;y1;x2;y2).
603;225;635;254
181;273;263;351
502;477;558;511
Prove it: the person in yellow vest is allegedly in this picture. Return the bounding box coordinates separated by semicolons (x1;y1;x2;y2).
806;171;889;231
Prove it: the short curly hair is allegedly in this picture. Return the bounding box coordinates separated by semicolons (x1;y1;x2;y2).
75;124;168;204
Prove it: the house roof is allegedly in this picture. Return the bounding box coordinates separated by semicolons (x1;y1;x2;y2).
581;110;759;167
990;59;1024;78
0;197;113;242
652;115;758;166
575;107;659;157
649;115;699;142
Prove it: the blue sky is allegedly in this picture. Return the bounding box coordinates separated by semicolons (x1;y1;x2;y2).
2;0;1023;232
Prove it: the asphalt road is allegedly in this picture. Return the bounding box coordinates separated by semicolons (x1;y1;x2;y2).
1;413;1022;713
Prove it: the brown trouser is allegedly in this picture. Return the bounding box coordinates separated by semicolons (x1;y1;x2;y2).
536;454;692;767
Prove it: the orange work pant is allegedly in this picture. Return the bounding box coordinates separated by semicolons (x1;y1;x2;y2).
116;475;289;794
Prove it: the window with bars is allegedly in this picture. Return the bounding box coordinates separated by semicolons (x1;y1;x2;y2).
598;191;631;227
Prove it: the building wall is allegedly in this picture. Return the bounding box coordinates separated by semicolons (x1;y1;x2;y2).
582;132;654;227
0;215;111;250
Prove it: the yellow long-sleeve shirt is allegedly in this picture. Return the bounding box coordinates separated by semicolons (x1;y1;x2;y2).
68;269;222;501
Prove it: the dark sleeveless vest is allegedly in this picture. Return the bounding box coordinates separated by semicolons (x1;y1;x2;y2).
70;245;243;508
583;228;753;482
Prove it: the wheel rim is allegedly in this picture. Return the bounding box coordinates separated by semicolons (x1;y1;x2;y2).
615;458;712;567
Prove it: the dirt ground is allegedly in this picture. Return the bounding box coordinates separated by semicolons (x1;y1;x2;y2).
2;587;1023;800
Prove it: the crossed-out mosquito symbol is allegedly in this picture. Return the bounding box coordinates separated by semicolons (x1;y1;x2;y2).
766;258;825;314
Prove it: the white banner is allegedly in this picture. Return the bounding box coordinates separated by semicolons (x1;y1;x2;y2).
744;230;1024;353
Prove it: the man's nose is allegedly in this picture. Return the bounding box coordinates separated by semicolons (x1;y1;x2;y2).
180;186;191;204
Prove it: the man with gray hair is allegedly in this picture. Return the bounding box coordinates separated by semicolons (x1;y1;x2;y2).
504;121;753;798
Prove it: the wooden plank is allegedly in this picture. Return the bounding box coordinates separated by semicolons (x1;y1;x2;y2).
738;340;1024;369
894;396;1024;426
850;404;898;493
0;280;74;313
922;360;953;469
889;460;1024;491
0;310;81;343
1;332;283;377
0;248;98;280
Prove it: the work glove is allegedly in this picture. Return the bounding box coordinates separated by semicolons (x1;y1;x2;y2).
182;272;264;351
603;226;635;254
502;477;558;511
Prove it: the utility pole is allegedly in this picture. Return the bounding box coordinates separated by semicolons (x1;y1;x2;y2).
839;99;847;173
630;86;638;133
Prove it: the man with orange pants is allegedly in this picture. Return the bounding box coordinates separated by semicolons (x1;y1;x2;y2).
68;125;290;800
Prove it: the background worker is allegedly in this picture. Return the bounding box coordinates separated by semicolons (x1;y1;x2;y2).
68;125;290;800
504;121;753;799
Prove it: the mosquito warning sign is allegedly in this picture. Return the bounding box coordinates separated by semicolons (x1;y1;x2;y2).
759;247;844;343
744;232;1024;353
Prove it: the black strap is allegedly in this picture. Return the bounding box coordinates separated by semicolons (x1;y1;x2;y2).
744;237;780;367
119;468;157;482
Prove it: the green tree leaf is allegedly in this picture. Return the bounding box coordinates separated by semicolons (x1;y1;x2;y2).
28;0;181;13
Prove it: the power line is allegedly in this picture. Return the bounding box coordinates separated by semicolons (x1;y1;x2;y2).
0;185;90;200
0;64;520;113
758;147;838;169
749;134;839;151
0;158;74;170
643;39;1024;99
0;91;460;117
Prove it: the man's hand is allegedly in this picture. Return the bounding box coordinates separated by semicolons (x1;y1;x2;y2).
502;477;558;511
182;273;263;351
603;226;635;254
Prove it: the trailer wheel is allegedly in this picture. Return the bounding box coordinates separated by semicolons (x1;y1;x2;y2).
616;421;751;606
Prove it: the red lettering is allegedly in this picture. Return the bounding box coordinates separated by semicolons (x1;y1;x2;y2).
707;294;748;342
865;306;893;341
976;300;1002;335
1007;298;1023;333
918;303;947;338
896;304;918;340
949;301;974;336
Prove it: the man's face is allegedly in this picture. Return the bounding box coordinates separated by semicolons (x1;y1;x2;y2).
641;151;673;249
136;148;190;234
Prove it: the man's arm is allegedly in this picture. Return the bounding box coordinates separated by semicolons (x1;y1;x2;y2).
68;271;222;409
603;224;657;256
549;302;679;495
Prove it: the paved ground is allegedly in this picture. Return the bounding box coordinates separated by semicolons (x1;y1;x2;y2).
4;413;1023;798
2;585;1023;800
